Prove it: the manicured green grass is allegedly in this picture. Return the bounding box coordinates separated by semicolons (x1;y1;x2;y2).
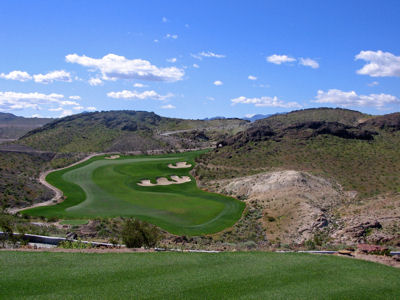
59;219;88;225
22;151;244;235
1;251;399;299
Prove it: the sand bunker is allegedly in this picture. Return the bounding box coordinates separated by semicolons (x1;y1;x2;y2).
105;155;120;160
168;162;192;169
137;176;191;186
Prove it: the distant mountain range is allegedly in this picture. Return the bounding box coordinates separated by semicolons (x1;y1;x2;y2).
0;112;53;141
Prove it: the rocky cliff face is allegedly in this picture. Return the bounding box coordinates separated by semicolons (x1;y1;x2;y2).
210;171;400;247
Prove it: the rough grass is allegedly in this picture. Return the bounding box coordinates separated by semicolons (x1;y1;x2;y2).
22;151;244;236
1;251;399;299
59;219;88;226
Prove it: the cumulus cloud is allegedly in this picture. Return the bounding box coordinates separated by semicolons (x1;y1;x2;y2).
60;109;74;117
107;90;173;101
33;70;72;84
165;33;178;39
0;71;32;82
86;106;97;111
231;95;301;108
161;104;175;109
166;57;177;63
192;63;199;68
299;58;319;69
48;107;63;112
213;80;223;86
133;83;147;88
314;89;400;108
248;75;257;80
69;95;81;100
88;78;103;86
0;70;72;83
266;54;296;65
0;91;66;110
191;51;226;60
355;50;400;77
66;53;184;82
368;81;379;87
73;106;84;110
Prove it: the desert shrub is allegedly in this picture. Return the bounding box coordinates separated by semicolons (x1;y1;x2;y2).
304;239;316;250
59;240;91;249
121;218;161;248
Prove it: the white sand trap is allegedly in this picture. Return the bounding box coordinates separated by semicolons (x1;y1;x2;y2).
137;176;191;186
105;155;120;160
168;161;192;169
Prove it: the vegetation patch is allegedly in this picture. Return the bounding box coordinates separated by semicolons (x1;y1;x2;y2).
22;151;244;236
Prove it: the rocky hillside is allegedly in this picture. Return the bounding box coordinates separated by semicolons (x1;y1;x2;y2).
18;110;248;152
195;108;400;247
206;171;399;247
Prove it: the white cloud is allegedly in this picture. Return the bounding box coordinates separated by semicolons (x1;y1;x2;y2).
161;104;175;109
73;106;84;110
299;57;319;69
107;90;173;101
60;109;74;117
31;114;42;118
206;96;215;101
0;71;32;82
88;78;103;86
193;63;199;68
86;106;97;111
0;91;65;110
213;80;223;86
48;107;63;112
167;57;177;63
231;96;301;108
314;89;400;108
266;54;296;65
69;95;81;100
162;17;168;23
59;100;79;106
154;39;159;43
66;53;184;82
191;51;226;60
248;75;257;80
368;81;379;87
33;70;72;84
133;83;147;88
165;33;178;39
355;50;400;77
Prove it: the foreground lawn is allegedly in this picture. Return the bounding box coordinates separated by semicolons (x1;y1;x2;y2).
23;151;244;235
0;251;399;299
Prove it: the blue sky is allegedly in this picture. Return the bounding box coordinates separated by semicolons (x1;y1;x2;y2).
0;0;399;119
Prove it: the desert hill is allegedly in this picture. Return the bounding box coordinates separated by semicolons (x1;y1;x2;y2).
195;108;400;247
0;112;53;142
17;110;248;152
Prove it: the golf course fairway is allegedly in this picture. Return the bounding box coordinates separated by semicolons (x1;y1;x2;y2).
22;151;245;235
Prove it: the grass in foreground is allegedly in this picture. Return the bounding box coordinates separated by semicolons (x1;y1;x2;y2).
0;251;399;299
23;151;244;236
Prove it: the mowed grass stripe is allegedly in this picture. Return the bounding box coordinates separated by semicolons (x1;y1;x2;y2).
1;252;399;299
23;151;245;235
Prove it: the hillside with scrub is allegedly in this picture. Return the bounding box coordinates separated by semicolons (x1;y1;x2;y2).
194;108;400;247
17;110;248;152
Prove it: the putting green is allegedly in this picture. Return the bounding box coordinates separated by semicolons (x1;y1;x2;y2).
23;151;245;235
